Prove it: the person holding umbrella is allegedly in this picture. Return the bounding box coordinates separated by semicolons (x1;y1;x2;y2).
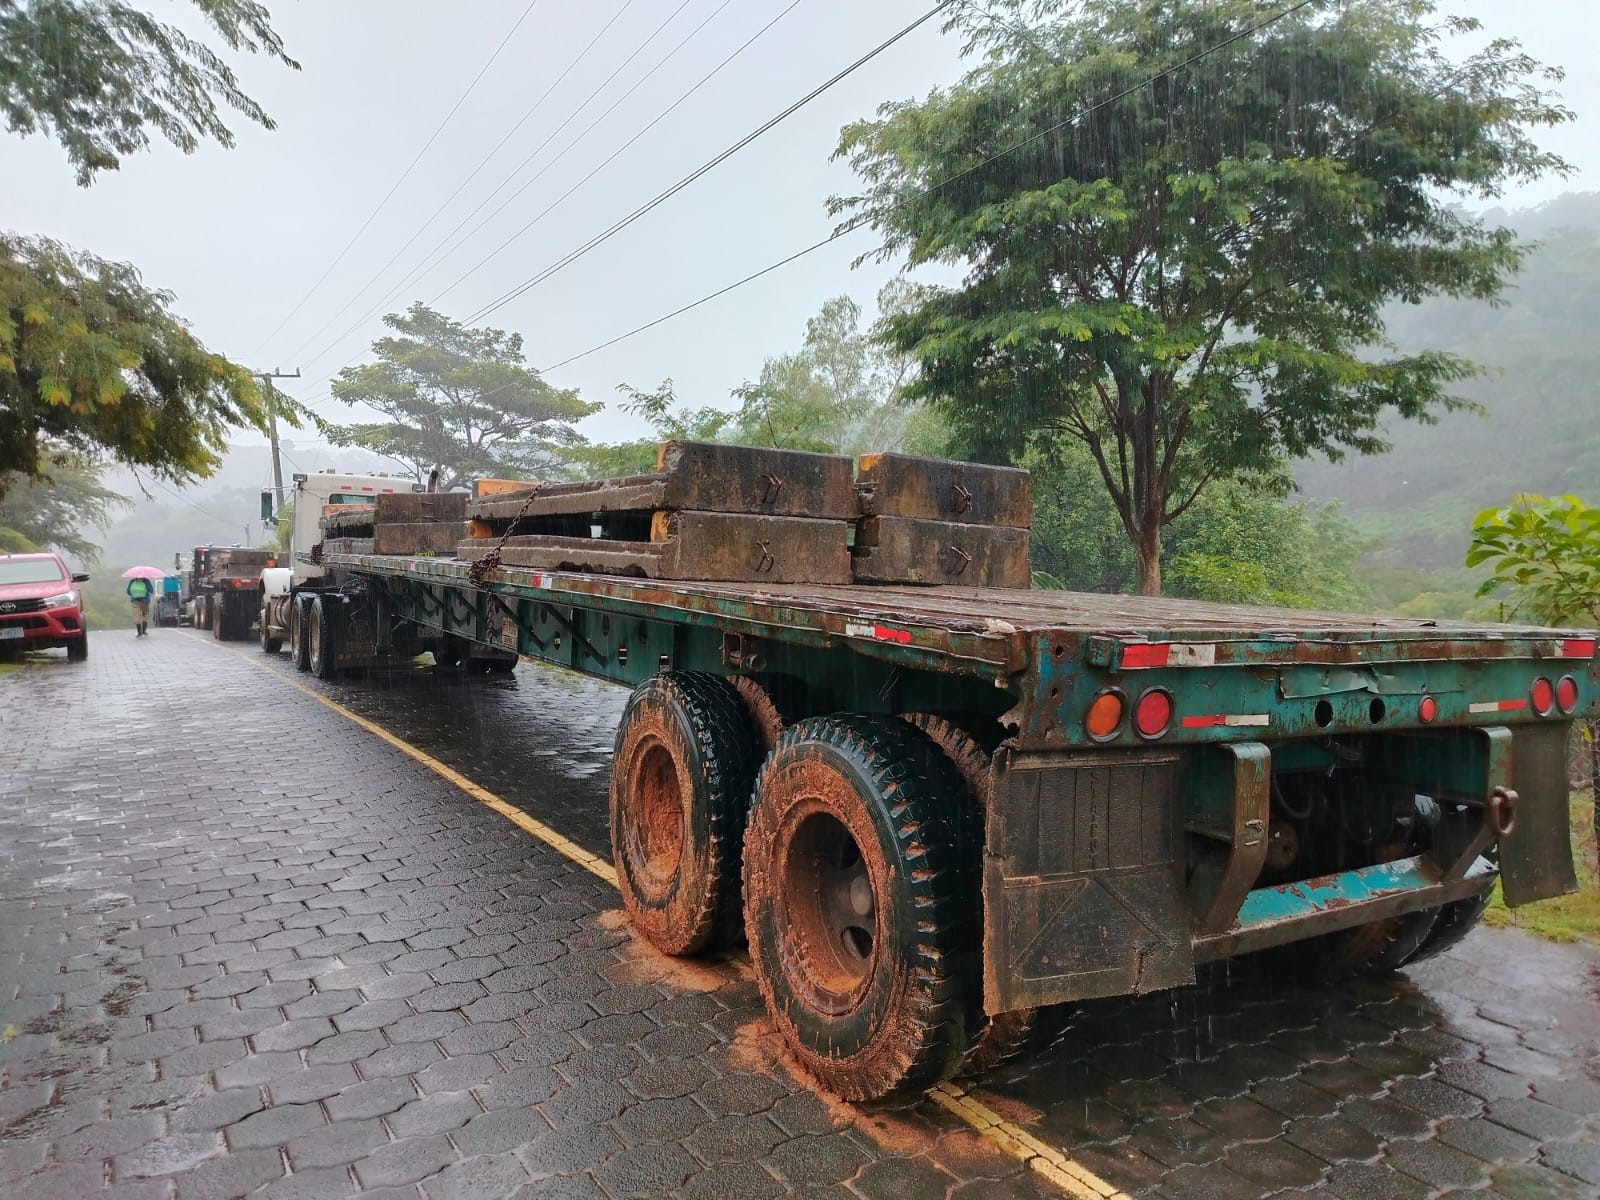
121;566;166;637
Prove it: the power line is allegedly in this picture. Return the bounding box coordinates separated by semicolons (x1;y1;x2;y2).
250;0;544;358
537;0;1322;372
428;0;806;309
294;0;800;390
284;0;650;365
460;1;954;326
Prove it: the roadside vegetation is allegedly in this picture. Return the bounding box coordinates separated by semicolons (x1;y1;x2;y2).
1485;796;1599;942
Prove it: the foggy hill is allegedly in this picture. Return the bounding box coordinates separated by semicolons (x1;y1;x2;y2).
1296;192;1600;587
99;442;395;570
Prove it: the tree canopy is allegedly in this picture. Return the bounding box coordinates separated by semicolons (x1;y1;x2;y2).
328;303;599;490
1;232;270;495
833;0;1571;594
1;0;297;184
0;454;127;560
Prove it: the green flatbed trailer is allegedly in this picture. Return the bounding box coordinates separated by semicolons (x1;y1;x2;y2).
294;548;1594;1101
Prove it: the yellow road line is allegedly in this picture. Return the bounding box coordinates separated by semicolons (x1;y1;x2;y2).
218;640;1123;1199
930;1083;1131;1200
228;650;616;886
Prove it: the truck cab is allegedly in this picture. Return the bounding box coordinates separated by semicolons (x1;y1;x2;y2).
258;471;419;657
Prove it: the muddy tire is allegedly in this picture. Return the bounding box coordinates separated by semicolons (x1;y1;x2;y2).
1292;908;1441;979
1401;892;1493;967
610;672;761;957
743;715;979;1101
292;597;311;671
899;713;1035;1076
308;596;337;679
260;607;282;654
730;676;786;755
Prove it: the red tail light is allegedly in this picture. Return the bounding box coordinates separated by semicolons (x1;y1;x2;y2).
1530;677;1554;717
1134;688;1174;739
1555;675;1579;714
1418;695;1437;723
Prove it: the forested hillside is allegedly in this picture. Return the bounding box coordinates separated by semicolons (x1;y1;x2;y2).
1297;192;1600;614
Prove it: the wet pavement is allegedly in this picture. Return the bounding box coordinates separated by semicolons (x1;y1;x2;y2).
1;629;1598;1200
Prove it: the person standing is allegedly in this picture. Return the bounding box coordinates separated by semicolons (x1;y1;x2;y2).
127;575;153;637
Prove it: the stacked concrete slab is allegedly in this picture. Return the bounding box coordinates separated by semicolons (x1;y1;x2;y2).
456;442;1031;588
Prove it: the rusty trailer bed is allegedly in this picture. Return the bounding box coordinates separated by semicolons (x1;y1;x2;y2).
321;550;1586;681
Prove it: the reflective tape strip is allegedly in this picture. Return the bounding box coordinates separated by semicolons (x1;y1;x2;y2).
1181;713;1270;729
1469;699;1527;714
845;622;912;645
1121;641;1216;668
1560;638;1596;658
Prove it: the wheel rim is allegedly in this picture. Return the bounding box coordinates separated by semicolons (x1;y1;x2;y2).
308;606;322;666
777;805;878;1015
621;737;685;902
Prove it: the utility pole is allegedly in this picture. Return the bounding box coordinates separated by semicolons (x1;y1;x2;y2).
256;368;301;514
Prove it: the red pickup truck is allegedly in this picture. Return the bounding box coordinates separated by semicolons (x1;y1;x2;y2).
0;552;90;662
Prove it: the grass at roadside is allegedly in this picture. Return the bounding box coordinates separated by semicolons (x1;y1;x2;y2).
1483;791;1599;942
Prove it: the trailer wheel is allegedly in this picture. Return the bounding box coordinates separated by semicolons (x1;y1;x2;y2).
1404;892;1493;966
291;597;311;672
898;713;1035;1077
211;594;225;640
610;672;761;957
308;596;338;679
743;716;979;1101
259;606;282;654
730;676;786;755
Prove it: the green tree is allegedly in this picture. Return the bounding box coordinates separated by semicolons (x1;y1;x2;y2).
2;0;297;185
270;499;295;554
572;379;732;477
328;303;599;490
0;454;128;561
1469;495;1600;627
1028;440;1368;608
730;283;940;456
1470;494;1600;871
834;0;1570;595
1;234;270;494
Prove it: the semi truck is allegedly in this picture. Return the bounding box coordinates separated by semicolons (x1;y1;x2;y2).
260;444;1594;1102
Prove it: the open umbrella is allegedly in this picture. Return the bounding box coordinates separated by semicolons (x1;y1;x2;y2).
121;565;168;580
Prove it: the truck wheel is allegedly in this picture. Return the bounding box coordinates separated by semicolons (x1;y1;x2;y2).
212;595;225;639
730;676;786;755
308;596;338;679
899;713;1036;1078
1395;892;1493;967
260;606;282;654
743;715;979;1101
67;630;88;662
292;597;311;672
610;672;760;957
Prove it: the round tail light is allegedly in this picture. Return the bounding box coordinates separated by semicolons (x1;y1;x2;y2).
1418;695;1438;723
1555;675;1579;714
1530;677;1554;717
1134;688;1174;739
1085;690;1124;741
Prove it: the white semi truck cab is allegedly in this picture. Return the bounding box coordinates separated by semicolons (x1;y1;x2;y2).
257;470;421;653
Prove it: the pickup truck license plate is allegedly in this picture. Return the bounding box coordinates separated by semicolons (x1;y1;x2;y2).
0;627;24;639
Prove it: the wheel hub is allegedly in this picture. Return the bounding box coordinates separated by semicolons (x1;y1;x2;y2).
779;808;878;1013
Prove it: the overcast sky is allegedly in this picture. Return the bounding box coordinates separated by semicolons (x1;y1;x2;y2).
5;0;1597;460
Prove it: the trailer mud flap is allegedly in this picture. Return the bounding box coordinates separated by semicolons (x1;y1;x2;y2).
1501;723;1579;906
982;748;1193;1015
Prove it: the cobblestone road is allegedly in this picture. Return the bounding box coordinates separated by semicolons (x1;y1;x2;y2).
2;630;1598;1200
